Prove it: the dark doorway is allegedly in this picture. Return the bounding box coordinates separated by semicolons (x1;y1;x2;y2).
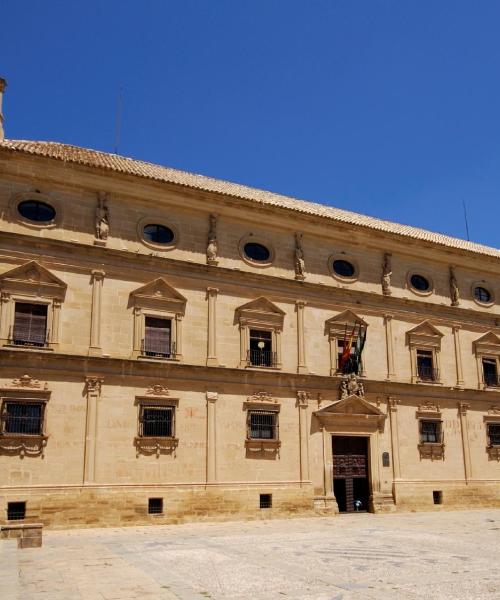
332;436;370;513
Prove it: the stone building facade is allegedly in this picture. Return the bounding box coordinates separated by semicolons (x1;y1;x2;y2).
0;83;499;528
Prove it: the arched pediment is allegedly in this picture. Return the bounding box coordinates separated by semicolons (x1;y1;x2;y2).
130;278;186;314
0;261;67;299
236;296;285;329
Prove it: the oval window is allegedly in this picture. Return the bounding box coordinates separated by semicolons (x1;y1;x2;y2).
332;259;355;278
244;242;270;262
410;274;430;292
474;286;492;304
18;200;56;223
143;224;174;245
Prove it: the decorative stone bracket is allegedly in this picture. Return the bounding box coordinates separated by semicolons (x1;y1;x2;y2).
134;436;179;458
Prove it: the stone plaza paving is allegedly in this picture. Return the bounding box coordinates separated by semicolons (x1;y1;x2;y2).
1;509;499;600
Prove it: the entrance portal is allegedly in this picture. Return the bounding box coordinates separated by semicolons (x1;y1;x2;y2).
332;436;369;513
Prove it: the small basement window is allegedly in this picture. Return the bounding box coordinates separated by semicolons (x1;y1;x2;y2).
7;501;26;521
433;491;443;505
148;498;163;515
260;493;272;509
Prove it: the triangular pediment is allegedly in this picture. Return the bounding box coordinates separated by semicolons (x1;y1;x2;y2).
131;278;186;311
316;395;384;417
0;261;67;297
237;297;285;316
474;331;500;346
325;310;368;327
407;320;443;338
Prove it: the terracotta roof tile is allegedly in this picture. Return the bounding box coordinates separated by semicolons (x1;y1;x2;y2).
1;139;499;260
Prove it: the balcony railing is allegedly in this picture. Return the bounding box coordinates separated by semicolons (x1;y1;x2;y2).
247;349;278;368
8;328;50;349
484;373;500;388
140;339;176;360
417;365;440;382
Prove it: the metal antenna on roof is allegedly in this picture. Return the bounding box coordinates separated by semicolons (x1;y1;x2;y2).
462;200;470;241
114;86;123;154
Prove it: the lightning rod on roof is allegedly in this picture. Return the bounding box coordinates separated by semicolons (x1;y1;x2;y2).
462;200;470;241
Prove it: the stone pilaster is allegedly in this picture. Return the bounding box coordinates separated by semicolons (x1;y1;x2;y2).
175;314;183;360
206;392;218;483
297;391;310;483
296;301;308;374
83;377;103;484
206;288;219;366
0;292;10;343
89;270;105;356
384;314;396;380
458;402;472;481
453;325;464;387
388;397;401;480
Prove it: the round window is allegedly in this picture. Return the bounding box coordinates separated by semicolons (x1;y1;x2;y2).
143;224;174;245
18;200;56;223
332;259;355;278
410;274;430;292
474;286;492;304
244;242;271;262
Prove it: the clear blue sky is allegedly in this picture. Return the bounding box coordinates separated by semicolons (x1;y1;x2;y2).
3;1;500;248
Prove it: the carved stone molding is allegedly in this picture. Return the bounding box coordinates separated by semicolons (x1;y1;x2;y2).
206;391;218;403
146;383;170;397
248;391;276;404
339;373;364;400
416;401;441;418
134;436;179;458
488;405;500;415
245;438;281;457
487;446;500;461
296;390;310;407
11;375;47;390
0;434;48;458
418;443;445;461
387;396;399;412
85;377;103;396
458;402;470;415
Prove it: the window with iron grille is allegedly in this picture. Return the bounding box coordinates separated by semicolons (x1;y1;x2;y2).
420;420;441;444
148;497;163;514
139;405;174;438
248;329;276;367
260;493;272;509
12;303;48;347
416;349;438;382
248;410;278;440
487;424;500;447
1;401;44;435
143;317;174;359
7;501;26;521
482;358;499;387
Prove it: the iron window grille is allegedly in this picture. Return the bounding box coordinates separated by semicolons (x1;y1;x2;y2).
7;501;26;521
416;350;439;382
10;303;49;348
487;424;500;447
141;317;175;359
139;405;174;438
1;401;44;436
248;410;278;440
259;493;272;509
482;358;500;387
148;497;163;514
248;329;276;367
419;420;443;444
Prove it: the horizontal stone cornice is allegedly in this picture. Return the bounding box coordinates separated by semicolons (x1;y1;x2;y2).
0;231;498;330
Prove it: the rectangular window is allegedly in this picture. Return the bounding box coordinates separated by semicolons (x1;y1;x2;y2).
12;303;48;347
2;401;44;435
487;424;500;447
259;493;272;509
420;420;441;444
483;358;499;387
248;329;275;367
7;501;26;521
417;349;437;381
139;405;174;438
143;317;173;359
148;498;163;514
248;410;278;440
